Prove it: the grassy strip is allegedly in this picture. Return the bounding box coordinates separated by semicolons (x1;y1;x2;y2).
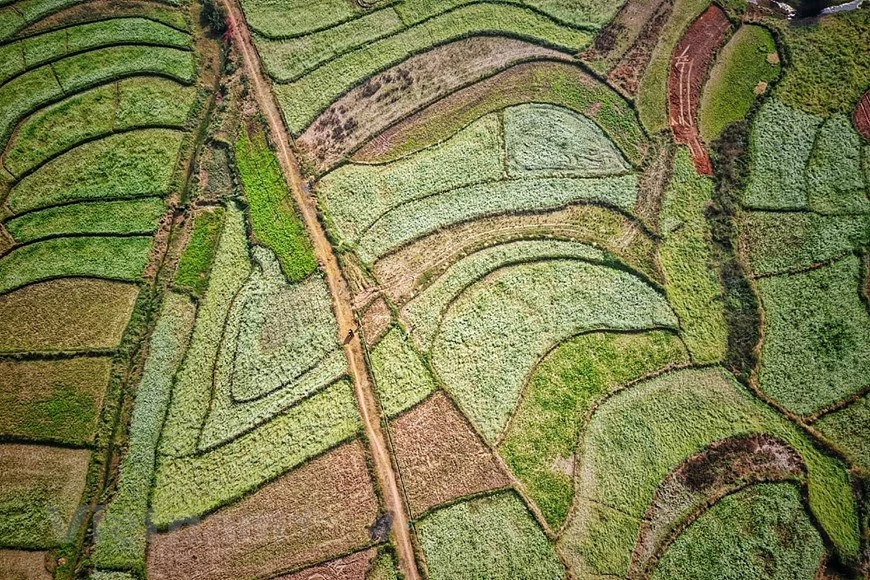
403;239;606;348
0;235;152;294
636;0;710;133
240;0;361;38
560;366;859;575
430;258;677;441
370;326;437;417
151;379;361;527
698;24;780;143
757;256;870;416
273;3;591;133
417;491;565;579
8;128;184;213
16;17;190;74
651;483;824;579
4;198;165;243
659;147;728;363
499;330;687;529
173;206;224;297
742;98;821;210
740;211;870;277
91;292;195;573
805;113;868;215
235;126;316;281
0;357;111;445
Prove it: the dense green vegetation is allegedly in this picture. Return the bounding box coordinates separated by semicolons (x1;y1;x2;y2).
173;207;225;297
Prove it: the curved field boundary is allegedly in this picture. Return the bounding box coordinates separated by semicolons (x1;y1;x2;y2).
0;17;190;88
372;203;662;306
667;5;730;176
855;89;870;141
353;60;649;167
15;4;189;37
630;433;806;577
271;3;592;134
297;36;573;173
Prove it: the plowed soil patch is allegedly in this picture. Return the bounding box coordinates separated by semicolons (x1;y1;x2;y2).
0;279;139;353
0;550;52;580
609;0;673;95
373;204;660;306
855;89;870;141
276;548;377;580
361;297;392;347
147;441;379;580
631;433;805;576
390;392;509;516
581;0;668;73
668;6;730;175
298;37;570;173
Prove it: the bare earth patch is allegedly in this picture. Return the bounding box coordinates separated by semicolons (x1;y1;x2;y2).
630;433;806;577
0;550;53;580
147;441;379;580
373;204;661;306
854;89;870;141
360;297;392;347
0;279;139;353
581;0;669;74
390;392;510;517
298;37;571;173
608;0;674;95
276;548;377;580
667;6;731;175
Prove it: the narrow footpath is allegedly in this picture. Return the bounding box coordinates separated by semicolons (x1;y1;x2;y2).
219;3;422;579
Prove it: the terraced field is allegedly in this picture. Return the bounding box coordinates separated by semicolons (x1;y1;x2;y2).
0;0;868;578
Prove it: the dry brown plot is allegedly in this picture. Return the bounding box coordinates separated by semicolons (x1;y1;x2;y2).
608;0;674;95
581;0;669;73
147;441;379;580
360;297;392;347
298;37;572;172
373;204;661;306
0;550;53;580
631;434;805;576
854;89;870;141
0;357;111;444
276;548;377;580
0;279;139;353
390;392;510;516
0;444;90;547
667;6;731;175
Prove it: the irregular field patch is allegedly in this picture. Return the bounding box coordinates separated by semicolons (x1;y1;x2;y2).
0;443;90;548
148;441;379;579
0;550;52;580
606;0;673;95
855;89;870;141
278;548;377;580
815;393;870;472
370;327;437;417
391;392;509;516
172;206;225;298
0;357;111;445
0;278;139;352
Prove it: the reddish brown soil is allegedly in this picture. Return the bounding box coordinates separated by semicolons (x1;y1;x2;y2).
631;433;805;576
147;441;379;580
0;550;53;580
373;204;661;306
667;6;731;175
276;548;377;580
0;279;139;353
390;392;510;516
609;0;674;95
297;37;571;173
360;297;392;347
854;89;870;142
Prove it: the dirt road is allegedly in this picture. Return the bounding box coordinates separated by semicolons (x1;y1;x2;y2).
220;3;421;578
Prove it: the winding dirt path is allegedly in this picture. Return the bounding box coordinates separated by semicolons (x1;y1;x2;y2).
219;4;421;579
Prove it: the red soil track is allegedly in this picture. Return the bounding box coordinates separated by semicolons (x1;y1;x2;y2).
667;6;730;175
855;90;870;142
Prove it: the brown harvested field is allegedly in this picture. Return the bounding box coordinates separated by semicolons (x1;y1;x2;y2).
630;434;805;576
0;357;111;445
667;5;731;175
0;225;13;254
581;0;669;74
854;89;870;141
609;0;674;95
0;550;53;580
0;444;91;547
0;279;139;353
276;548;377;580
353;61;647;166
373;204;662;306
390;392;510;517
297;37;572;173
360;297;392;347
147;441;380;580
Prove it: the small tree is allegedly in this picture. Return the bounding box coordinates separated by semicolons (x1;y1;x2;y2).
201;0;228;35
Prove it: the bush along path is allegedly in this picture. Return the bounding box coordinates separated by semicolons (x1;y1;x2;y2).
218;1;422;578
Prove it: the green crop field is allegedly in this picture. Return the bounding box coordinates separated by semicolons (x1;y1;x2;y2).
0;0;867;578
